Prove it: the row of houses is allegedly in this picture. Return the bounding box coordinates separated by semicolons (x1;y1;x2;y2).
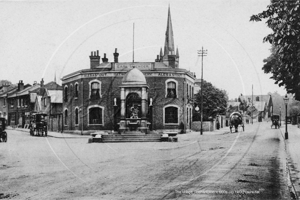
0;79;63;131
227;94;273;122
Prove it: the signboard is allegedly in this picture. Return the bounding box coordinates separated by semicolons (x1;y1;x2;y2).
83;72;185;78
114;63;152;71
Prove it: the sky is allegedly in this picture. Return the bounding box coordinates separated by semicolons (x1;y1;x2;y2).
0;0;287;99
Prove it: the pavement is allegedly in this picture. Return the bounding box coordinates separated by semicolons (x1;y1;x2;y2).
7;127;91;138
280;122;300;199
9;126;230;140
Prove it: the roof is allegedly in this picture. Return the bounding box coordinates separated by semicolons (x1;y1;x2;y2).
253;101;266;112
17;84;40;96
47;90;62;103
227;102;240;108
240;94;271;104
121;68;147;86
0;85;18;97
44;81;62;90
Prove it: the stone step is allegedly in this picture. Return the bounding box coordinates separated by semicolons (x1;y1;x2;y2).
121;131;145;136
101;134;161;143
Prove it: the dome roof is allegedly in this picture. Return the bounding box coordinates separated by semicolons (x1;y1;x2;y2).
122;68;147;86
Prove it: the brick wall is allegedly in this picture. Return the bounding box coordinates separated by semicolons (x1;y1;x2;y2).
192;121;214;132
62;70;194;131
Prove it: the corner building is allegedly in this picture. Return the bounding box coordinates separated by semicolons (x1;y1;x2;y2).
62;8;195;133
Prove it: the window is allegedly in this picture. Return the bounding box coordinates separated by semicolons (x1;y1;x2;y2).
64;86;68;102
256;96;260;101
164;106;179;124
192;87;194;99
166;81;177;98
43;98;46;107
187;108;189;123
70;84;73;98
3;98;5;106
75;108;79;125
10;99;14;108
89;81;101;100
187;84;189;98
64;109;68;126
88;106;103;125
74;83;79;98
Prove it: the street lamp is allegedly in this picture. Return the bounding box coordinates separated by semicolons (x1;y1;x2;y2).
283;94;289;139
195;105;200;134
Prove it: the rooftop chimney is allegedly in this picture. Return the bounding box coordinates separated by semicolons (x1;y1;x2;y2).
102;53;108;63
18;80;24;91
113;48;119;63
89;50;100;69
40;78;44;87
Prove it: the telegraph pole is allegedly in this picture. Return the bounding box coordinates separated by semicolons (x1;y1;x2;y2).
198;47;208;135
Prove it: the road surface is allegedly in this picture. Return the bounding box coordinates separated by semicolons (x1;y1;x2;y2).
0;122;290;199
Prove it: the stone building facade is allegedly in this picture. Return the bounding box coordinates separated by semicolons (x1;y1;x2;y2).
61;8;196;133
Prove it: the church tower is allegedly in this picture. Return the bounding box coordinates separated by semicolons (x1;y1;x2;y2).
156;6;179;68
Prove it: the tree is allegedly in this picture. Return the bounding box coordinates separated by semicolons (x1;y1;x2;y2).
250;0;300;100
194;80;228;121
0;80;12;86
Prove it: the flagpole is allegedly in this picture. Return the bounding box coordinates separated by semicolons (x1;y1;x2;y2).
133;23;135;63
252;84;253;124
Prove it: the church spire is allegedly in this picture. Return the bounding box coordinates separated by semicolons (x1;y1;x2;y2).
164;5;175;56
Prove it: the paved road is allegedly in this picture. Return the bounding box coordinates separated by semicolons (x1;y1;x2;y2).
0;123;290;199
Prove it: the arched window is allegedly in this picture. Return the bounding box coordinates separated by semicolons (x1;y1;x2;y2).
70;84;73;98
88;106;104;125
75;107;79;125
64;86;68;102
165;79;178;98
74;83;79;98
256;96;260;101
64;109;68;126
89;80;101;100
164;105;179;124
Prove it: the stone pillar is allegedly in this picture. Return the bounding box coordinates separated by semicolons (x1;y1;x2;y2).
141;87;147;119
119;87;126;134
140;87;148;133
120;88;125;119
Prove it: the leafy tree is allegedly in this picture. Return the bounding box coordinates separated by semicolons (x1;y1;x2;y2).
194;80;228;121
250;0;300;100
0;80;12;86
289;100;300;116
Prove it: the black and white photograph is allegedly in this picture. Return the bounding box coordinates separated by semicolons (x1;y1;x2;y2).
0;0;299;199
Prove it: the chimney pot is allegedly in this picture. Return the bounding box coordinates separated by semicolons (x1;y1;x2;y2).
113;48;119;63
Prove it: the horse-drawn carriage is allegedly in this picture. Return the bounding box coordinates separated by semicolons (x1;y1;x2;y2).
0;117;7;142
271;114;281;129
29;113;48;136
229;112;244;133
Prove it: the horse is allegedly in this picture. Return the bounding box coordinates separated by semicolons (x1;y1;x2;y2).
229;112;244;133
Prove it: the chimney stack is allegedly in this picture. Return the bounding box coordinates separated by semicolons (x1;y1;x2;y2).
113;48;119;63
18;80;24;91
89;50;100;69
40;78;44;87
155;55;160;62
102;53;108;63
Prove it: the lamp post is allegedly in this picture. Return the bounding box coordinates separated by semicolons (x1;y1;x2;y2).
283;94;289;139
195;105;200;133
198;47;207;135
